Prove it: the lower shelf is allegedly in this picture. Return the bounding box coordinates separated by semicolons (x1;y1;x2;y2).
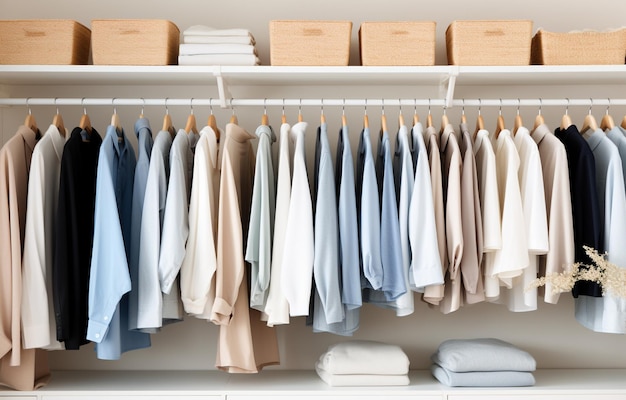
1;369;626;399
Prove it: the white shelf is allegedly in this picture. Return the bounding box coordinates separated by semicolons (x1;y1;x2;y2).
2;369;626;398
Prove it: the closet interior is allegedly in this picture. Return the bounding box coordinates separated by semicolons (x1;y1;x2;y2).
2;0;626;398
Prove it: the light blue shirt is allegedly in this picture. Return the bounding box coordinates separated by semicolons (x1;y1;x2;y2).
576;129;626;334
364;129;406;304
246;124;276;311
129;118;153;331
356;127;382;291
606;126;626;189
311;123;343;330
87;125;150;360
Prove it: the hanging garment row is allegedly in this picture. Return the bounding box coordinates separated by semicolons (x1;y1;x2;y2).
3;99;626;390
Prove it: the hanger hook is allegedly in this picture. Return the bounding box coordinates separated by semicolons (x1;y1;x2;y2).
263;98;267;115
606;98;611;115
414;98;417;116
381;98;385;115
517;98;521;116
342;98;346;116
298;98;302;117
165;98;170;115
55;97;60;115
461;99;465;116
26;97;32;115
209;98;214;115
398;98;402;116
320;98;324;116
282;98;285;117
141;97;145;116
230;98;235;116
538;98;542;116
499;98;502;116
565;98;570;116
112;97;118;115
428;98;431;116
478;98;482;117
443;105;447;116
190;98;194;115
588;98;593;115
81;97;87;115
364;99;367;116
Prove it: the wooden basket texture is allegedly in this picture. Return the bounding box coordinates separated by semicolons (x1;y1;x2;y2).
531;28;626;65
359;21;436;66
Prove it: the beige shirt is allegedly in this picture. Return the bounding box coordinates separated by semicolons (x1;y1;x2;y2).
532;124;575;304
212;123;279;373
422;126;447;305
0;126;50;390
438;125;464;314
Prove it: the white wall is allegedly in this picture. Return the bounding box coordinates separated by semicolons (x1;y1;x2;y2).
2;0;626;372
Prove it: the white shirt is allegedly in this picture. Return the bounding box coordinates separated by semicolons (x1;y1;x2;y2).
498;127;548;312
180;126;221;319
281;122;314;317
246;125;276;312
490;129;528;291
21;124;66;350
264;123;292;326
409;123;443;292
473;129;502;301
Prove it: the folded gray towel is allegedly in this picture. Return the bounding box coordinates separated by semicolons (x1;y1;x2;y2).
432;338;536;372
431;364;535;387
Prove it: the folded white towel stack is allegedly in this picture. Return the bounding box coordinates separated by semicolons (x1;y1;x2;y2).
315;341;410;387
431;338;536;387
178;25;260;66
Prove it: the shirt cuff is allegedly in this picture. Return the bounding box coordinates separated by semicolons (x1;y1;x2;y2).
183;296;208;315
87;319;110;343
411;265;445;291
210;297;233;325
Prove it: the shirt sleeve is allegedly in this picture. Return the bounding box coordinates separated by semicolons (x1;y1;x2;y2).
158;144;190;294
21;150;51;349
360;147;383;290
87;152;132;343
181;139;217;317
0;149;15;361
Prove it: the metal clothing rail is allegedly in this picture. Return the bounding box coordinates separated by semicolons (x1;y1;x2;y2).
1;98;626;109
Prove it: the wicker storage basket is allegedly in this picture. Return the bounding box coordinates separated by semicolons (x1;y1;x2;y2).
531;28;626;65
0;20;90;65
91;19;179;65
270;20;352;66
359;21;436;66
446;20;533;65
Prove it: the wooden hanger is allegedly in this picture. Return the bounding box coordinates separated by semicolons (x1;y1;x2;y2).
184;99;198;134
513;100;523;135
398;100;405;128
362;100;368;129
381;100;388;137
208;99;219;141
426;100;433;128
297;99;303;123
162;99;176;137
281;99;287;124
320;103;326;125
24;98;38;134
580;100;597;134
111;102;123;137
413;100;420;126
440;107;449;134
52;98;66;137
79;101;92;134
262;99;269;126
533;100;545;132
474;100;485;139
561;99;573;131
600;101;615;131
621;114;626;130
139;98;145;119
494;100;505;137
229;99;238;125
460;100;467;125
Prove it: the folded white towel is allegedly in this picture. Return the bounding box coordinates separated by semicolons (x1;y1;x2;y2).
183;35;255;45
432;338;536;373
179;44;257;56
431;364;535;387
316;341;410;376
184;25;254;38
178;54;260;66
316;364;409;387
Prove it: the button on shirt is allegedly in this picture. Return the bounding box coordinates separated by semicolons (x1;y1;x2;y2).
281;122;314;317
264;123;292;326
246;124;276;312
409;123;443;292
180;126;221;319
311;123;343;329
53;127;102;350
128;118;153;331
136;130;174;331
576;129;626;334
21;125;66;350
87;125;150;360
356;127;382;291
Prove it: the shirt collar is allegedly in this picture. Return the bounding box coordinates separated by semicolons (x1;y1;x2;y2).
18;125;38;154
134;117;151;137
255;124;276;143
106;125;129;157
513;126;530;148
583;128;605;151
226;122;256;144
45;124;67;162
439;123;455;152
473;129;489;156
531;123;550;146
606;126;625;143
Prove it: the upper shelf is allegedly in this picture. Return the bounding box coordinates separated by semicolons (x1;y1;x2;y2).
1;65;625;86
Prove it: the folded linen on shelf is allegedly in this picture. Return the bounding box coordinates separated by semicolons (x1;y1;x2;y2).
431;365;535;387
315;364;409;387
178;54;260;66
183;35;255;45
316;340;410;376
432;338;536;372
179;44;257;56
183;25;255;39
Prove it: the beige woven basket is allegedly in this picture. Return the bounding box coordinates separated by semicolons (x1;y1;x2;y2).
91;19;179;65
0;20;90;65
270;20;352;66
531;28;626;65
446;20;533;65
359;21;436;66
